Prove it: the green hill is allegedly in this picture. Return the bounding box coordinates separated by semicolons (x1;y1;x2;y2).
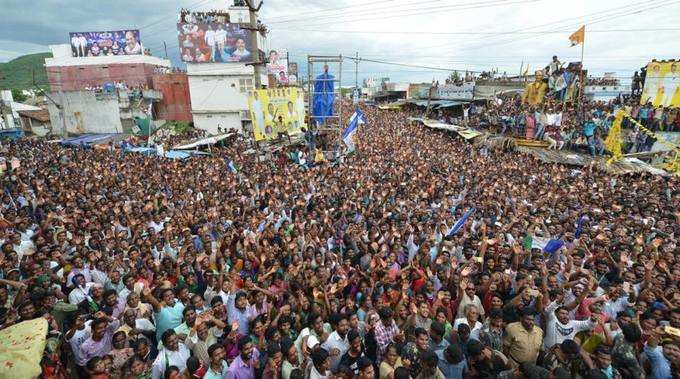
0;52;52;91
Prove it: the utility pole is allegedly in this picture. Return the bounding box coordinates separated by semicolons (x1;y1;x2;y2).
354;52;359;89
245;0;264;88
58;91;67;137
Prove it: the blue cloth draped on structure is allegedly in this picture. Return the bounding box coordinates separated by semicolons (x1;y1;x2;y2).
313;71;335;124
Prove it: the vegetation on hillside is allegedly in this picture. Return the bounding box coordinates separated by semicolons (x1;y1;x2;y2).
0;52;52;91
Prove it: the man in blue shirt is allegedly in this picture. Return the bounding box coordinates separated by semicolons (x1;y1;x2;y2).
144;287;185;342
644;333;675;379
437;344;468;379
583;118;598;156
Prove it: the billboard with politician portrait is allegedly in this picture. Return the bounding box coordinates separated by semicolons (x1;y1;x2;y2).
248;88;306;141
177;22;254;63
69;30;142;57
641;61;680;107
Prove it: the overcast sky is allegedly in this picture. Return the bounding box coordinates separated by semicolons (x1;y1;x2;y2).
1;0;679;84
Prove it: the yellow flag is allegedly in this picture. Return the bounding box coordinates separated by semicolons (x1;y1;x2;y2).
569;26;585;46
604;110;625;164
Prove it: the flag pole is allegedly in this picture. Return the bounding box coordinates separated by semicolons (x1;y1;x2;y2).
578;26;586;113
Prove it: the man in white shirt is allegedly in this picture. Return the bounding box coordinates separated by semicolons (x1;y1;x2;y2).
453;304;484;340
543;301;596;349
457;279;485;318
152;329;191;379
76;34;88;56
204;25;217;62
68;273;94;305
231;38;250;61
124;31;142;55
215;25;228;61
71;34;80;56
66;312;92;368
251;91;266;139
320;313;350;372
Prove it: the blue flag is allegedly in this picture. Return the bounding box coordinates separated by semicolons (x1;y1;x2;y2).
447;208;474;237
543;239;565;254
574;215;586;238
228;160;238;174
342;109;366;150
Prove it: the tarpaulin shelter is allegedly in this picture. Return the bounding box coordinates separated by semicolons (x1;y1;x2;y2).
59;133;122;147
126;146;209;160
411;117;483;140
173;134;231;150
0;128;25;140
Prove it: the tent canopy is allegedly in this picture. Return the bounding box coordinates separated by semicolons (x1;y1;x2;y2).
60;133;121;147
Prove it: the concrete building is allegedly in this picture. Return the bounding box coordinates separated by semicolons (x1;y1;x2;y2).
45;44;171;91
187;63;258;134
152;71;193;122
44;44;169;135
184;5;268;135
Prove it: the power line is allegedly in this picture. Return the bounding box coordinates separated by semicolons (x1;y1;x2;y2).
273;27;680;35
139;0;213;31
269;0;541;27
264;0;401;22
422;0;680;51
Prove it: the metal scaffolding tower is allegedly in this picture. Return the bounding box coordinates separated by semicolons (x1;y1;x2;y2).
307;55;343;134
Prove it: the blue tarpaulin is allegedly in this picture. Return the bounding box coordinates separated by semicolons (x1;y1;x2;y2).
312;71;335;125
0;129;25;140
60;134;119;147
126;146;207;160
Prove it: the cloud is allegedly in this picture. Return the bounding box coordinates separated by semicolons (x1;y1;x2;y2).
1;0;677;84
0;40;49;62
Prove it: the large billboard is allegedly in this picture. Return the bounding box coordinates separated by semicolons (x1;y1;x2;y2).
266;49;289;86
641;61;680;107
248;88;306;141
177;22;253;63
69;30;142;57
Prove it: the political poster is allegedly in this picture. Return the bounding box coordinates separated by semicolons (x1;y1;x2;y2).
177;22;253;63
288;62;299;85
69;30;142;57
641;61;680;107
266;49;289;86
248;88;306;141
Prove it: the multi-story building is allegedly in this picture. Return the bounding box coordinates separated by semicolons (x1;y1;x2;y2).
152;71;193;122
44;44;169;135
184;5;268;135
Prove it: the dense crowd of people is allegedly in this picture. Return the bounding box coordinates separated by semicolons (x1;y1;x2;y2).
179;9;231;24
0;101;678;379
445;94;679;156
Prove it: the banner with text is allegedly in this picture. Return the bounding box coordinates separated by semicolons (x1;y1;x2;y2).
436;82;475;100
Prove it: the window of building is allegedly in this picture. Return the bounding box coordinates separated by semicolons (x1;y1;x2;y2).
238;78;253;93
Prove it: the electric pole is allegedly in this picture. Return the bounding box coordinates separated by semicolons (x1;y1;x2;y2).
354;52;359;89
245;0;264;88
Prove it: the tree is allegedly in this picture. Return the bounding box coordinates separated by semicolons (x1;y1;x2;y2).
11;89;27;102
448;71;461;83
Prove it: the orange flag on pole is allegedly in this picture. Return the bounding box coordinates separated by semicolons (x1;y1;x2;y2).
569;26;585;46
